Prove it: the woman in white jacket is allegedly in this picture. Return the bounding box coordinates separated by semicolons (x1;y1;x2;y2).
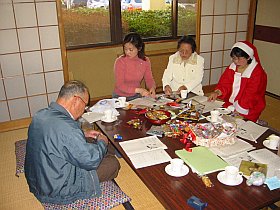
162;35;204;96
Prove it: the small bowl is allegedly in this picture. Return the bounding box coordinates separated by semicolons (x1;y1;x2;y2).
145;110;171;125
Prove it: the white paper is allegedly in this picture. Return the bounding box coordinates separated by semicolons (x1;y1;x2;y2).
236;121;268;142
128;149;171;169
182;95;208;104
119;136;171;169
223;152;257;169
182;95;224;113
119;136;167;155
82;112;104;123
248;148;280;178
129;97;173;108
210;138;255;158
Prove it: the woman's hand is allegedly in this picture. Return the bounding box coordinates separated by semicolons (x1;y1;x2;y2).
135;87;150;97
164;85;172;95
149;87;156;98
177;85;187;94
208;90;221;102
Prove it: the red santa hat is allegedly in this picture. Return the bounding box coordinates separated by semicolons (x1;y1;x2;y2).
231;41;260;64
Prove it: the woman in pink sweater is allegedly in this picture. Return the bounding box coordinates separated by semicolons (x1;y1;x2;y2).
113;33;156;101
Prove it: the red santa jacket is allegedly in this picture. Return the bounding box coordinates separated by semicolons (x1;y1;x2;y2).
216;59;267;122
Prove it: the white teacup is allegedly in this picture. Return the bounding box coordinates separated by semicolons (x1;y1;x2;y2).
210;110;222;123
267;135;280;148
104;109;113;120
267;134;280;141
268;139;279;149
180;90;188;99
170;158;184;174
117;97;126;107
224;166;243;183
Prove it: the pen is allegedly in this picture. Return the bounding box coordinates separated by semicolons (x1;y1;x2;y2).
250;134;257;143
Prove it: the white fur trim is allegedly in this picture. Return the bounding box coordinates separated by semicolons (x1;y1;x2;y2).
227;105;235;112
232;42;254;59
242;58;257;78
229;62;236;70
229;72;241;103
234;100;249;115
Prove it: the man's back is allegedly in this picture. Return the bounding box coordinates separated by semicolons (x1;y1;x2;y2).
24;102;107;204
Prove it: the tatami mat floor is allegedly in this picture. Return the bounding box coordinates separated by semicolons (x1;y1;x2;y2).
0;95;279;210
0;128;164;210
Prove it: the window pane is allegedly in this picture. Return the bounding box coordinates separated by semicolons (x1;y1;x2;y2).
61;0;111;48
121;0;172;39
177;0;197;36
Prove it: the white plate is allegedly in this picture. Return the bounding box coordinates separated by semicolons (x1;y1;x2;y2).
101;116;117;123
165;164;189;177
215;108;231;115
217;171;243;186
206;116;223;123
263;140;278;150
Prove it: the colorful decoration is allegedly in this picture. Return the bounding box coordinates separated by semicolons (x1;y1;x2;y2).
127;118;143;129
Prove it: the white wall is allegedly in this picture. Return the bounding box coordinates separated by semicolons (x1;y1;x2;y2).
0;0;65;123
254;0;280;96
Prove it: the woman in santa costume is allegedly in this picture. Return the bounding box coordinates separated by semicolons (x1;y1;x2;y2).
208;41;267;122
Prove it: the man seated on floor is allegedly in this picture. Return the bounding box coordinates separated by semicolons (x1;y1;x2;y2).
24;80;120;205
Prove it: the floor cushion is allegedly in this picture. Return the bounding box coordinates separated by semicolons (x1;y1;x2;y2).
15;139;131;209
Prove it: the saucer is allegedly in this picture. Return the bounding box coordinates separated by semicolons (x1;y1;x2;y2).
206;116;223;123
101;116;117;123
263;140;278;150
215;108;231;115
165;164;189;177
217;171;243;186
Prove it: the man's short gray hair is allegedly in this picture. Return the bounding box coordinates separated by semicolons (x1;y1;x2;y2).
58;80;89;99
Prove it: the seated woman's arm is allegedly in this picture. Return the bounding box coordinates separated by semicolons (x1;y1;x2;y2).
143;57;156;97
162;56;174;95
208;67;234;101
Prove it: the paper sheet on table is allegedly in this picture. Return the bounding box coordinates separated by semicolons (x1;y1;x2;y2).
182;95;224;113
248;148;280;178
236;121;268;142
128;149;171;169
119;136;171;169
223;152;258;170
265;177;280;190
210;138;255;158
129;96;173;108
82;112;104;123
119;136;167;155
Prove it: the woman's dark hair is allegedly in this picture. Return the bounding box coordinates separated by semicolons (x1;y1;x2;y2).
177;35;196;53
123;32;146;61
230;47;252;64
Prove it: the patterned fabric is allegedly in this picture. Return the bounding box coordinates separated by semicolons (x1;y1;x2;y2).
15;139;27;176
42;181;131;210
14;139;131;209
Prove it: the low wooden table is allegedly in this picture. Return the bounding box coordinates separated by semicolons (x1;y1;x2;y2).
95;109;280;210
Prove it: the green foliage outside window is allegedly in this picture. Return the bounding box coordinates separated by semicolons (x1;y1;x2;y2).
62;7;196;48
122;10;172;37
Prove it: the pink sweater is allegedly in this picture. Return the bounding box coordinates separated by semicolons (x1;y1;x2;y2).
113;55;156;97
